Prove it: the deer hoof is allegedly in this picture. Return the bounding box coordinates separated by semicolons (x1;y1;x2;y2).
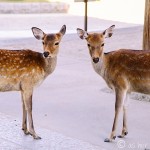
28;131;41;139
124;131;128;136
118;135;123;138
22;128;30;135
104;138;111;142
104;136;116;142
104;138;113;142
33;135;42;140
118;131;128;138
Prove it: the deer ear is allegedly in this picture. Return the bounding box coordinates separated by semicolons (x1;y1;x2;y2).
31;27;45;40
59;25;66;35
77;28;88;39
103;25;115;38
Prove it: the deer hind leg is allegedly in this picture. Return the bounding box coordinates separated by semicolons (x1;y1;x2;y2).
118;94;129;138
21;91;29;135
105;89;127;142
22;89;41;139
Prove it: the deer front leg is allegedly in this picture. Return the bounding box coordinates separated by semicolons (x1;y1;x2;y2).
21;91;29;135
104;89;126;142
118;95;129;138
22;90;41;139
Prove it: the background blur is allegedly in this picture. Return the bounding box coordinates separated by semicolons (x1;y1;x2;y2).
0;0;145;24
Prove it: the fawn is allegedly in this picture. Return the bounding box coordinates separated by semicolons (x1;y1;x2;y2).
0;25;66;139
77;25;149;142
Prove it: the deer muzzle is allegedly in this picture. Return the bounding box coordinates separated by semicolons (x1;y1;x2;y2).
93;57;99;63
43;51;50;58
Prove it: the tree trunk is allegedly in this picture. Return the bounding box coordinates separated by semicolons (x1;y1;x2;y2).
143;0;150;50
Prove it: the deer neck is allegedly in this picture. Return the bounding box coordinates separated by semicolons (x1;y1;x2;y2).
43;56;57;77
92;54;106;78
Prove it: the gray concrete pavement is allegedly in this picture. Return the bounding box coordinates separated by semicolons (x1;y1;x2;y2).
0;13;141;38
0;13;150;150
0;112;101;150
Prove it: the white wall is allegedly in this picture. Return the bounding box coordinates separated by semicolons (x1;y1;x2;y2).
69;0;145;24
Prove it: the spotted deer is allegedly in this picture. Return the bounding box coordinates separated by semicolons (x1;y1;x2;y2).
0;25;66;139
77;25;150;142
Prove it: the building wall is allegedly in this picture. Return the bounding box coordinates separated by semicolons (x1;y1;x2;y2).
69;0;145;24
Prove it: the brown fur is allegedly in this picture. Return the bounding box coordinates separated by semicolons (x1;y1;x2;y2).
0;25;66;139
105;49;150;94
0;49;46;91
77;25;148;142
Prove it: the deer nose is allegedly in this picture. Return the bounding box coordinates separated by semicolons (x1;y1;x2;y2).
43;51;50;58
93;57;99;63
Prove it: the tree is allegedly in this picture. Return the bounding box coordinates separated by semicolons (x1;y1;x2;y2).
143;0;150;50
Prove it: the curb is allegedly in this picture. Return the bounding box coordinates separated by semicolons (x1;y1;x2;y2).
0;2;69;13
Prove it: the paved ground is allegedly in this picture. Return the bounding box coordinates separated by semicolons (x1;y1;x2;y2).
0;13;141;37
0;13;150;150
0;112;101;150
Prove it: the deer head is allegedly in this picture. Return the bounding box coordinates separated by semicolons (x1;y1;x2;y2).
32;25;66;58
77;25;115;63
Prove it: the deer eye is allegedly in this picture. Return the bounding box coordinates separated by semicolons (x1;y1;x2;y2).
42;41;45;45
55;42;59;46
87;43;91;47
101;43;104;47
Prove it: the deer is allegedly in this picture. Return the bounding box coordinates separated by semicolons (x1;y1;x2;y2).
0;25;66;139
77;25;150;142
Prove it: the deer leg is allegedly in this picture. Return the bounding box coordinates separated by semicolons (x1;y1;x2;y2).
118;94;129;138
104;89;126;142
21;91;29;135
22;90;41;139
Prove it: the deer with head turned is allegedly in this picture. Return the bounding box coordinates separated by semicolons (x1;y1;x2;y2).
77;25;150;142
0;25;66;139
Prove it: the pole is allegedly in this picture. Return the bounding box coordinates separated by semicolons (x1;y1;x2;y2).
143;0;150;50
84;0;88;31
